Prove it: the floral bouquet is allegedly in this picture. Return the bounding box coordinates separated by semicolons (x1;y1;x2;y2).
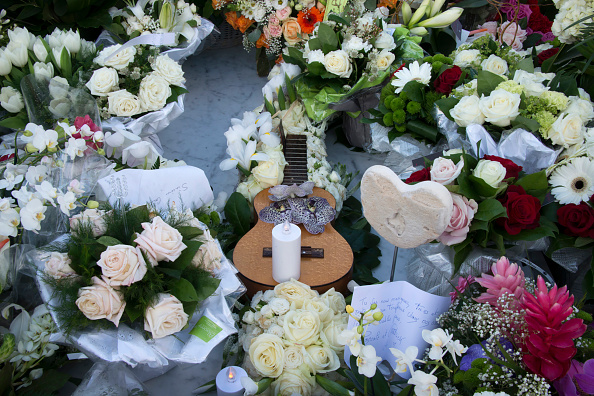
237;279;348;396
404;149;558;268
386;256;594;395
0;26;97;129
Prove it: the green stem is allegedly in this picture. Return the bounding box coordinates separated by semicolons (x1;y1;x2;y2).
364;377;368;396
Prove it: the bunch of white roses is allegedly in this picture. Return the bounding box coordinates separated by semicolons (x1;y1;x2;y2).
239;279;347;396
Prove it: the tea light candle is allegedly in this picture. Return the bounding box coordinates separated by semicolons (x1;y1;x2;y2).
216;366;247;396
272;220;301;283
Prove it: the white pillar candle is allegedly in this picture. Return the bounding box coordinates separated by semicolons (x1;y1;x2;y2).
216;366;247;396
272;220;301;283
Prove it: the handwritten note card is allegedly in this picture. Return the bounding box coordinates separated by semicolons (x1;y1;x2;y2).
348;281;451;377
323;0;349;20
97;166;214;211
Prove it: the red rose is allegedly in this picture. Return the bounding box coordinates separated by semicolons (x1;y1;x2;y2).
433;66;463;96
497;185;541;235
405;167;431;184
557;203;594;239
483;155;523;179
537;48;559;65
529;13;553;33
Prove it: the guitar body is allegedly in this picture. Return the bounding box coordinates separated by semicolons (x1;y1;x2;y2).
233;187;353;297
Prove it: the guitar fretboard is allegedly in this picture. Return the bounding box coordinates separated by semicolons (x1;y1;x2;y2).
282;134;308;185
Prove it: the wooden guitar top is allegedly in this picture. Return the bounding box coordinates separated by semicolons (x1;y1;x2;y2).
233;187;354;296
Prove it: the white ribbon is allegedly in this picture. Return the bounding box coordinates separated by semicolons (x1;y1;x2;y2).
104;32;177;61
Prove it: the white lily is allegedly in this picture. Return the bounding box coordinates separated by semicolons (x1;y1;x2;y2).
356;345;382;378
401;1;412;25
417;7;463;28
219;140;269;172
429;0;447;17
390;345;419;374
409;0;431;27
19;198;46;232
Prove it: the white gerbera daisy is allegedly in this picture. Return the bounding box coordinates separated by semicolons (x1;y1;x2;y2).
390;61;432;93
550;156;594;204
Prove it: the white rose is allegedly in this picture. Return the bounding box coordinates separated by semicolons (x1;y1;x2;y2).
473;159;506;188
374;31;396;50
97;245;147;286
480;54;508;75
252;159;284;188
236;176;264;202
302;299;333;324
375;49;395;71
69;208;108;237
45;252;77;279
548;112;585;147
144;293;189;338
479;89;521;127
152;55;185;86
273;367;315;396
5;41;28;67
323;50;352;78
243;310;255;324
450;95;485;127
107;89;142;117
566;97;594;123
0;87;24;113
320;319;347;352
274;279;318;309
305;49;325;64
262;289;276;302
134;216;186;264
453;49;482;68
342;36;371;53
192;230;223;273
95;45;136;70
283;310;321;346
266;323;285;338
138;74;171;112
430;157;464;185
319;288;346;315
249;333;285;378
284;345;306;369
76;276;126;326
33;62;54;80
85;67;119;96
269;297;290;315
305;345;340;373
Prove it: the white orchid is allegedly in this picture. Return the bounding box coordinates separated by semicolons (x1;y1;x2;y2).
67;179;84;194
219;140;269;172
34;181;58;206
64;137;87;159
0;163;27;190
0;208;20;237
422;328;452;361
12;186;34;208
121;141;161;168
0;197;14;211
408;370;439;396
390;345;419;374
57;121;77;137
337;328;362;357
445;339;467;364
31;129;59;152
57;191;77;216
356;345;382;378
25;165;48;185
19;199;46;232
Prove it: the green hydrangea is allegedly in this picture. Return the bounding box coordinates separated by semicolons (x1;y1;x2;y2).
383;113;394;126
534;110;556;138
393;109;406;124
407;101;422;114
541;91;569;112
497;80;523;94
390;97;406;111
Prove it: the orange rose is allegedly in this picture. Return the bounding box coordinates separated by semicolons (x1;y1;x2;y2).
378;0;398;8
275;54;284;64
237;15;255;33
282;17;306;46
212;0;230;9
256;33;269;48
225;11;239;30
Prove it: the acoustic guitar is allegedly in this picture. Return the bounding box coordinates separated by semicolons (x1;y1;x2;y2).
233;187;353;297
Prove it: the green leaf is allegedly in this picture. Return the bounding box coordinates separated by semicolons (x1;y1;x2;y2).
167;240;202;271
515;170;548;194
453;239;473;273
177;226;204;240
96;236;123;246
576;237;594;248
0;115;27;129
402;80;425;103
469;175;499;198
477;70;505;96
287;46;307;70
256;378;273;395
328;14;350;25
167;85;189;104
315;375;353;396
264;97;276;114
183;300;198;317
396;385;415;396
194;274;221;301
317;22;339;52
126;304;142;322
454;0;488;7
285;74;297;103
277;87;287;110
511;115;540;132
171;277;199;301
307;37;322;51
21;369;70;394
474;199;507;222
406;120;439;142
157;267;182;279
224;192;252;236
248;28;262;43
60;46;72;78
435;97;460;120
372;367;391;395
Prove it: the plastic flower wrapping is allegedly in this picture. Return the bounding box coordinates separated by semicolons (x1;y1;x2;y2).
237;279;348;396
34;204;245;368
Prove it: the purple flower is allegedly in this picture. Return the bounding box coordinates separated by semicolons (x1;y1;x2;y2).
459;339;514;371
541;32;556;42
503;4;532;23
553;359;594;396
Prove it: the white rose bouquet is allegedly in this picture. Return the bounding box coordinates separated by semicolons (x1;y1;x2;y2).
40;204;222;339
238;280;348;396
84;44;187;119
0;26;97;129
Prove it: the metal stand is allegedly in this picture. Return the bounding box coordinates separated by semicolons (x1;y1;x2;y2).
390;246;399;282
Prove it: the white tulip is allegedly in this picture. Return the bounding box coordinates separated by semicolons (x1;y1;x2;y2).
33;38;49;62
0;86;24;113
8;27;31;47
52;46;69;69
62;30;80;54
5;42;28;68
0;50;12;76
33;62;54;80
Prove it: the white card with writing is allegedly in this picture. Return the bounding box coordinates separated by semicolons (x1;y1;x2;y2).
347;281;451;377
97;166;214;211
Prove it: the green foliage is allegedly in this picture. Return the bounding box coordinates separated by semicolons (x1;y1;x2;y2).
224;192;252;236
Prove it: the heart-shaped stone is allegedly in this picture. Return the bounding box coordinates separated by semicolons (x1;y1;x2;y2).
361;165;453;248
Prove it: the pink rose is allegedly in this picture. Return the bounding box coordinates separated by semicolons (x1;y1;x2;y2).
499;21;526;46
97;245;147;286
268;22;283;38
134;216;186;264
430;157;464;185
269;15;280;25
69;208;109;237
478;21;498;37
438;193;478;245
276;6;292;21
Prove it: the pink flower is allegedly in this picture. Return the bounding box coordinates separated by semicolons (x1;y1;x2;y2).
475;256;525;306
449;275;475;302
430;157;464;185
268;22;283;38
499;21;527;49
502;3;532;22
269;15;280;25
276;6;292;21
477;21;498;37
74;115;100;133
438;193;478;246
